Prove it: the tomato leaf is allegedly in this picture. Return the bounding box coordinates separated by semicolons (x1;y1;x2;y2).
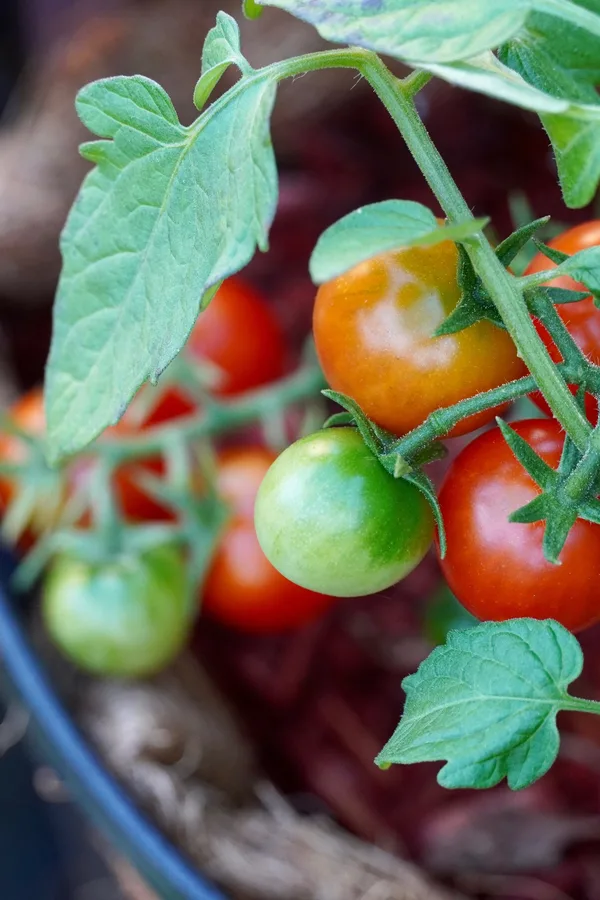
193;12;252;110
499;1;600;207
554;246;600;303
310;201;487;284
257;0;529;64
45;66;278;463
376;618;583;790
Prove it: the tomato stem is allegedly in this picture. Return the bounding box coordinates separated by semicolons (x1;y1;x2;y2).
562;695;600;716
357;54;592;452
93;364;325;463
384;371;555;461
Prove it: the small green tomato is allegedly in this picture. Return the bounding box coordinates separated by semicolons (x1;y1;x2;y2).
254;427;434;597
43;545;190;677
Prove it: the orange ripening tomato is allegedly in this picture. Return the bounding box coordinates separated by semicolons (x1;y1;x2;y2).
145;277;286;427
526;221;600;424
202;446;333;633
313;240;527;437
438;418;600;633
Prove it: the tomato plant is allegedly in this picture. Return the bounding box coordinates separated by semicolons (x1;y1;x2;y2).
203;446;333;632
313;240;526;437
21;2;600;793
43;545;190;677
526;221;600;424
437;419;600;633
255;427;434;597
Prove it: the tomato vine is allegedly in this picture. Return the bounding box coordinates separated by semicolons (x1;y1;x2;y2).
14;0;600;789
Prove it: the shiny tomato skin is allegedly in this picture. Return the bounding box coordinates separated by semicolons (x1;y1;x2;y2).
526;221;600;423
213;445;281;519
313;241;526;438
202;445;333;632
203;517;333;633
43;545;191;676
438;418;600;633
255;427;435;597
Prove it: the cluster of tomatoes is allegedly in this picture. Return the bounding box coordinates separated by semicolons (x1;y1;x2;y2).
2;279;336;676
254;221;600;635
5;221;600;678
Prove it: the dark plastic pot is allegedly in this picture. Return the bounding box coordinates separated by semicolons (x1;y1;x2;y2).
0;547;226;900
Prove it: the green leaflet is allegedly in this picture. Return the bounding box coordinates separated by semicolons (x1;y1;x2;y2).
376;618;583;790
257;0;529;64
309;200;485;284
499;1;600;207
194;12;252;109
45;68;278;462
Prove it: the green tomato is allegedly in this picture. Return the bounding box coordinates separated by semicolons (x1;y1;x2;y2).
43;544;191;677
254;427;434;597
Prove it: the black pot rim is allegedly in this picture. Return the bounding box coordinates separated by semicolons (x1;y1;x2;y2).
0;548;225;900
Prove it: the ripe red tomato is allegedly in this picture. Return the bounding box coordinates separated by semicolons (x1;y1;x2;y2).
145;277;286;426
313;241;526;437
526;221;600;423
202;446;333;632
438;418;600;632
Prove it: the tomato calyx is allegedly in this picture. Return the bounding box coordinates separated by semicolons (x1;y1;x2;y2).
497;415;600;564
434;219;552;337
436;220;590;338
321;388;448;553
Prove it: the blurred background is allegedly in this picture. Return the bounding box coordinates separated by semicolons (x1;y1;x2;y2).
2;2;600;899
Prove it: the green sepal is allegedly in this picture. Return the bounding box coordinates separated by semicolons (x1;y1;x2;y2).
403;468;446;558
542;507;579;565
495;216;551;267
496;418;558;489
321;389;386;455
435;245;505;336
322;411;355;429
532;240;570;266
528;286;590;307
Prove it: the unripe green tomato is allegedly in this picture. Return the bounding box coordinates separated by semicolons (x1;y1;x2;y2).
254;427;434;597
43;545;191;677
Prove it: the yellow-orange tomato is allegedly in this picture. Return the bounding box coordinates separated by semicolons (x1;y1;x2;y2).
313;241;527;437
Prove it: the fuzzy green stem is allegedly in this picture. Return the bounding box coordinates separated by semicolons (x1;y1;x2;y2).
527;289;587;372
384;372;551;461
95;364;325;463
356;54;592;451
562;696;600;715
